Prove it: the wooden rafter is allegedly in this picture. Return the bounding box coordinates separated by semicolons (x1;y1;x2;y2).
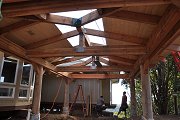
52;57;85;66
56;66;132;72
0;20;38;35
108;56;136;65
24;30;79;49
99;57;131;67
70;73;129;79
81;8;121;26
84;28;145;45
20;14;76;26
72;57;92;66
2;0;171;17
131;5;180;77
26;45;147;57
76;27;91;46
0;37;69;77
107;10;161;25
44;57;62;63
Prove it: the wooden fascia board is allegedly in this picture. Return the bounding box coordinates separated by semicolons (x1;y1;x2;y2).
69;73;129;79
107;10;161;25
24;30;79;50
26;45;147;57
2;0;171;17
0;37;70;77
56;66;132;72
84;28;145;45
130;5;180;77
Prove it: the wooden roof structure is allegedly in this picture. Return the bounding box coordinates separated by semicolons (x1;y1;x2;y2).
0;0;180;80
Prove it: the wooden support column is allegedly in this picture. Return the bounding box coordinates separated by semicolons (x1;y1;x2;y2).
63;79;70;115
31;65;44;120
140;65;153;120
130;77;137;117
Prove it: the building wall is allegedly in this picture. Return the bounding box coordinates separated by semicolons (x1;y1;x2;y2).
102;79;110;104
0;51;34;110
41;74;108;104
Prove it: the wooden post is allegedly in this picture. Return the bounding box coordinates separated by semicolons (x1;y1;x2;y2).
63;79;70;115
140;65;154;120
30;65;44;120
130;77;137;117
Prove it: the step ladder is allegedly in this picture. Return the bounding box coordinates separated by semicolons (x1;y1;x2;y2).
69;85;86;113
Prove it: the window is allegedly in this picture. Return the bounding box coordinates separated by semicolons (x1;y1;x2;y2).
0;57;18;84
0;87;14;97
19;89;28;98
31;71;35;86
30;87;34;98
21;63;31;86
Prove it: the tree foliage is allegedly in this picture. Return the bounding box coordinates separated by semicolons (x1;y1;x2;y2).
150;55;178;115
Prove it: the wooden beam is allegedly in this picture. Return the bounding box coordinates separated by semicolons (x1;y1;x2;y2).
2;0;171;17
81;8;121;26
56;66;132;72
77;27;91;46
24;30;79;49
107;10;161;25
72;57;92;66
21;14;76;26
44;57;62;63
84;28;145;45
131;5;180;77
109;56;136;65
52;57;85;66
3;0;29;3
26;45;147;57
0;37;69;77
99;57;131;67
0;20;38;35
70;73;129;79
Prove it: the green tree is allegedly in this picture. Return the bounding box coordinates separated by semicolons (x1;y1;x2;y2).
150;55;177;115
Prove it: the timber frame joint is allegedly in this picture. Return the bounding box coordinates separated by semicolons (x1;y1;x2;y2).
72;18;82;27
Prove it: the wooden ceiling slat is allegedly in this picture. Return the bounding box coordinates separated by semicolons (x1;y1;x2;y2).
131;5;180;77
2;0;171;17
24;30;79;49
0;37;70;77
107;10;161;25
0;20;38;35
70;73;129;79
109;56;136;65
